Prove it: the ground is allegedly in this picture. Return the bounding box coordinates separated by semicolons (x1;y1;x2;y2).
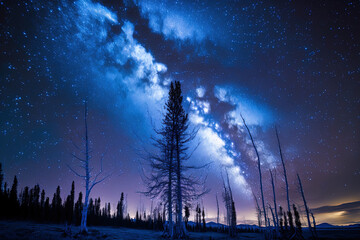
0;221;359;239
0;221;263;240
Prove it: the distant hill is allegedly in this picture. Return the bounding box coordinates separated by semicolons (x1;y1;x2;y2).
316;223;360;229
347;223;360;228
237;224;259;230
317;223;334;228
206;221;224;228
191;221;359;230
203;221;259;230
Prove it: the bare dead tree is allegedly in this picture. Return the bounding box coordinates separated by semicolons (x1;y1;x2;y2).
269;169;279;235
222;174;230;232
227;172;237;237
268;204;275;227
68;101;110;233
222;170;236;237
311;211;318;238
275;127;291;214
297;173;314;238
216;194;220;229
240;114;267;230
253;191;262;228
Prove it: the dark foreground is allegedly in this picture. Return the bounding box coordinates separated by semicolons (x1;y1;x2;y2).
0;221;262;240
0;221;359;239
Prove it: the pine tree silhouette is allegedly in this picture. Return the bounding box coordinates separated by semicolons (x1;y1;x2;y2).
74;192;83;225
10;176;19;217
293;204;302;234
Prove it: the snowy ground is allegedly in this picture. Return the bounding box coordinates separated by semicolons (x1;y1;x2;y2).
0;221;359;239
0;221;264;240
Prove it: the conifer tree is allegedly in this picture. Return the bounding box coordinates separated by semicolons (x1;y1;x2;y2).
136;210;139;222
117;192;124;221
40;189;45;221
65;181;75;224
284;210;288;231
51;186;62;223
21;186;30;219
0;163;3;217
31;184;40;220
10;176;19;216
279;206;284;232
143;81;205;238
0;163;3;193
74;192;83;226
184;205;190;229
202;207;206;231
44;197;50;221
288;209;294;232
293;204;302;234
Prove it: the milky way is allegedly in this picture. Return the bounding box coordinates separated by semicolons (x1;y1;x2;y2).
1;0;359;225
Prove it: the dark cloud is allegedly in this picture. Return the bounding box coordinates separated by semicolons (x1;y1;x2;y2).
313;201;360;215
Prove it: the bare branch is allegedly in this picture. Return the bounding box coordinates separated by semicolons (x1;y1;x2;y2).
71;152;86;163
67;164;86;178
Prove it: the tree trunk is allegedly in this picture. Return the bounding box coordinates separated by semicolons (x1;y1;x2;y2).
241;115;267;230
80;101;90;233
167;143;174;239
276;127;291;213
176;138;184;237
311;211;318;238
297;173;313;237
216;194;219;230
270;170;279;234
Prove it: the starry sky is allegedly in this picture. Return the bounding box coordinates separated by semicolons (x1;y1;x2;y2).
1;0;359;225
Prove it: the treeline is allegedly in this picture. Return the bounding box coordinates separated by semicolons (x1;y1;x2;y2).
0;163;216;233
0;162;260;234
0;163;163;230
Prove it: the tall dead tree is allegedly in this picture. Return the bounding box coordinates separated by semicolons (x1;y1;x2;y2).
223;179;231;229
269;169;279;233
275;127;291;213
297;173;313;237
253;191;262;228
216;194;220;229
68;101;110;233
222;171;236;237
311;211;318;238
241;114;267;230
268;204;275;227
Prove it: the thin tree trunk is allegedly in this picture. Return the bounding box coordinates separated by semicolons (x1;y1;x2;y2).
253;192;262;228
80;101;90;233
297;173;313;237
168;146;173;239
216;194;219;229
176;136;185;237
222;175;231;235
269;205;276;229
269;170;279;233
311;211;317;238
241;115;267;230
226;171;236;237
276;127;290;213
69;101;110;233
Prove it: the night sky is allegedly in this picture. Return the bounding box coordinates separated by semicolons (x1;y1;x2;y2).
1;0;359;225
